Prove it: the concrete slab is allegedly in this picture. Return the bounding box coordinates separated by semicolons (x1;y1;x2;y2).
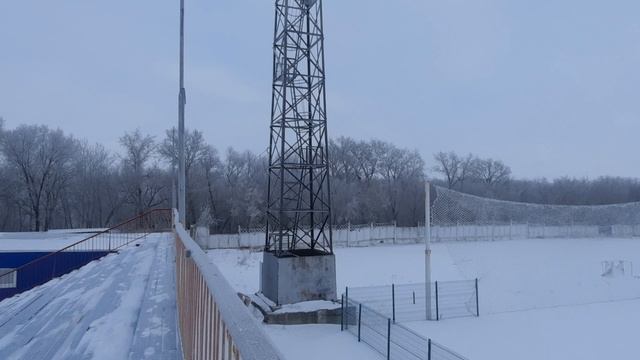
261;251;337;305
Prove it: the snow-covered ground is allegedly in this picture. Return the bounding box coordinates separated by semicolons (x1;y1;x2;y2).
0;233;178;360
208;238;640;360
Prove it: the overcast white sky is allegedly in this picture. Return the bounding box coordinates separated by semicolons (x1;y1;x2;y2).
2;1;640;179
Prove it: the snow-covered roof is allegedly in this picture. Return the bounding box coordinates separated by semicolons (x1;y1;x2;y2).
0;231;97;252
0;233;178;359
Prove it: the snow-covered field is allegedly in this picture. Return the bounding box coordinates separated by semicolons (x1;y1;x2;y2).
208;238;640;360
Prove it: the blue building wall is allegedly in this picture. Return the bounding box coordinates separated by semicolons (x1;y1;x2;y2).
0;251;111;301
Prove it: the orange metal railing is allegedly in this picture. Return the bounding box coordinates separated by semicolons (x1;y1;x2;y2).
174;213;283;360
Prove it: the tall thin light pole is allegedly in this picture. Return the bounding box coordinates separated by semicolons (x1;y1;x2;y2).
425;181;433;320
177;0;186;225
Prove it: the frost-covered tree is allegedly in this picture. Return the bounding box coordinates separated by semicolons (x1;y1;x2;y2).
119;130;167;216
0;125;77;230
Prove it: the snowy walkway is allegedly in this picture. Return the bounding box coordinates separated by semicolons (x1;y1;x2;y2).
0;233;179;360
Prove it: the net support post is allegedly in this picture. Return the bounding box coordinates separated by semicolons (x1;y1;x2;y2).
428;338;432;360
392;283;396;323
357;303;362;342
345;287;349;330
435;281;439;321
386;318;391;360
425;181;433;320
340;294;344;331
475;278;480;316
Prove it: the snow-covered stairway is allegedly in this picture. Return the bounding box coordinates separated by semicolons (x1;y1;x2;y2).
0;233;178;360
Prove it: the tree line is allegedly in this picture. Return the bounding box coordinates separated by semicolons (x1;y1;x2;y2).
1;119;639;232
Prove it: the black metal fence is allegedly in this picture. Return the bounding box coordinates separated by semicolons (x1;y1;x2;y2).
345;280;479;322
342;297;469;360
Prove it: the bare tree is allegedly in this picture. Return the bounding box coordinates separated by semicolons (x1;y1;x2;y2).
119;130;166;215
328;137;358;182
68;142;122;227
457;154;479;190
158;127;208;175
475;158;511;185
198;145;222;228
433;151;461;189
0;125;77;230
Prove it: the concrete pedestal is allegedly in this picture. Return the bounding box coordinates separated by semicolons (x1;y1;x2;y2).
260;251;337;305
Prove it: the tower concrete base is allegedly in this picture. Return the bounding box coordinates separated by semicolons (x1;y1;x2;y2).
260;251;337;305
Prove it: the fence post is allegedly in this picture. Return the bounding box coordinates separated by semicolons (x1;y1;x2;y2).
435;281;439;321
386;318;391;360
357;303;362;342
526;222;530;239
509;220;513;240
392;283;396;323
428;338;432;360
475;278;480;316
347;221;351;247
345;287;349;330
237;225;241;248
393;221;397;244
371;222;374;245
341;294;344;331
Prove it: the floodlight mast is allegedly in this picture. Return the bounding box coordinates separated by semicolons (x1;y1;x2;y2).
177;0;186;225
265;0;332;257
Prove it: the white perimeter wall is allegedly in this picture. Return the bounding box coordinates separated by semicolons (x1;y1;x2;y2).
198;223;640;250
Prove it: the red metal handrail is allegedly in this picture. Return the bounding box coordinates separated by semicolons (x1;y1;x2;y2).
0;208;172;295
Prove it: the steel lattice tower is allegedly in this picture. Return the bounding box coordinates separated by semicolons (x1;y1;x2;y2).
266;0;332;257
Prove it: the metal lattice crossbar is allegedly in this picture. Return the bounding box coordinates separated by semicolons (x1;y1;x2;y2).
266;0;333;256
342;297;469;360
0;208;172;301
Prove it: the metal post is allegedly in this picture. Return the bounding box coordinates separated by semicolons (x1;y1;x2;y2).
345;287;349;330
357;303;362;342
171;163;177;210
177;0;187;226
425;182;433;320
475;278;480;316
386;318;391;360
370;222;374;245
347;221;351;247
392;284;396;323
428;338;432;360
393;220;397;244
341;294;344;331
435;281;439;321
